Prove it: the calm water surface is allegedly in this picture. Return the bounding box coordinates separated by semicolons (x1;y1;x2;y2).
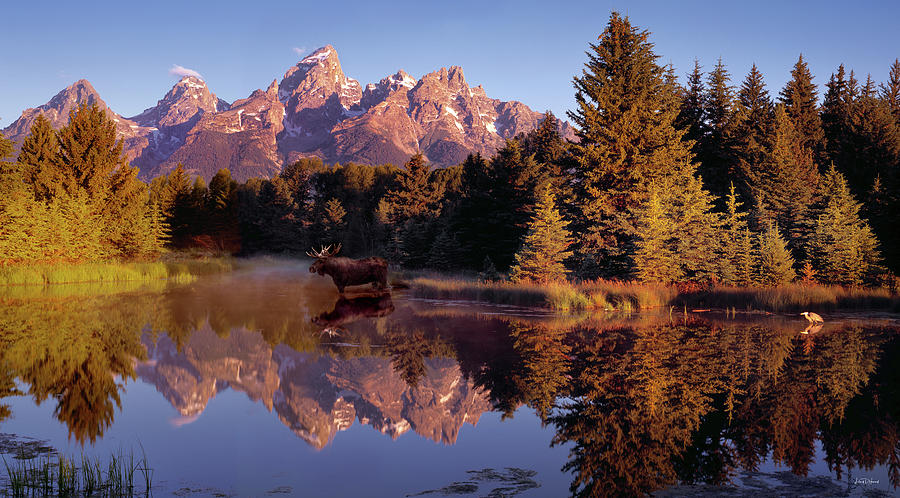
0;261;897;497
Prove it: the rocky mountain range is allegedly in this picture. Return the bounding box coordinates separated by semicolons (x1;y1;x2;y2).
2;46;572;181
136;326;491;449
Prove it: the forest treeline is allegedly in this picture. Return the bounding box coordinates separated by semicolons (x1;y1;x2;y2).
1;12;899;287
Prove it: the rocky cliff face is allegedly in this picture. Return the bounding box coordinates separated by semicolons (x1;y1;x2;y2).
135;327;491;449
3;46;572;181
146;80;285;179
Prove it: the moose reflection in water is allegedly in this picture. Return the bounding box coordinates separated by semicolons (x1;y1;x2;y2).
0;276;897;496
312;292;395;331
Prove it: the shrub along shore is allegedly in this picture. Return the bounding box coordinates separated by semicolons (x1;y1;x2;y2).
409;276;900;313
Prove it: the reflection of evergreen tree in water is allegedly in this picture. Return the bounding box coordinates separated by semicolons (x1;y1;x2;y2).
542;319;898;496
820;331;900;488
508;323;572;420
386;331;453;388
548;323;731;496
0;294;149;443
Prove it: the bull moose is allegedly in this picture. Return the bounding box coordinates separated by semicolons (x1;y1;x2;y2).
307;244;389;293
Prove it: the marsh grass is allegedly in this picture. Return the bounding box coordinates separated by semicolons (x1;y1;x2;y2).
684;283;899;312
0;257;235;287
1;449;151;497
409;276;674;311
410;274;899;312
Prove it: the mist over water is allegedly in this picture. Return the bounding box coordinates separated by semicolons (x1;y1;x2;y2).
0;261;897;496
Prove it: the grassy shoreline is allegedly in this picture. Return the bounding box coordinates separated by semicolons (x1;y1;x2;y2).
409;275;900;313
0;255;235;286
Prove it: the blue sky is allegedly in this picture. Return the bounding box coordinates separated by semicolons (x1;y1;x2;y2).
1;0;898;128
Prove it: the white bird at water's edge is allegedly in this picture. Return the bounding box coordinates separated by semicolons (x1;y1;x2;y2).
801;311;824;324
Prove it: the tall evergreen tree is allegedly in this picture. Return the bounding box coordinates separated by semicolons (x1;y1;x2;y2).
746;104;819;259
779;54;825;160
809;165;883;285
509;186;573;283
0;132;12;163
821;64;854;169
676;59;707;153
720;183;752;285
756;224;796;286
633;188;680;283
880;59;900;121
633;175;721;283
380;153;443;224
731;64;774;196
17;114;61;200
568;12;696;277
54;103;158;258
700;57;735;197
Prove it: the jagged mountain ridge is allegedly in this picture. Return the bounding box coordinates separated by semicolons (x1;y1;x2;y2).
2;46;572;181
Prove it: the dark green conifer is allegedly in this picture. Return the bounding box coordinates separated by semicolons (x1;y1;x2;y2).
756;224;795;286
633;188;680;283
700;57;735;197
720;183;751;285
17;114;61;199
779;54;825;158
746;104;819;258
509;186;573;283
731;65;774;192
676;59;707;152
568;12;696;277
809;165;883;285
880;59;900;120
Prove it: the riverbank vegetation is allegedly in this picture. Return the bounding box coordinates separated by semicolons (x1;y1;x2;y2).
0;257;234;286
409;275;899;312
2;12;899;294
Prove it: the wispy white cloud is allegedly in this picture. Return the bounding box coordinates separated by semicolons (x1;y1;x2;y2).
292;47;307;58
169;64;203;80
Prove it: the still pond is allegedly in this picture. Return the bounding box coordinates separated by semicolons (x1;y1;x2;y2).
0;261;897;497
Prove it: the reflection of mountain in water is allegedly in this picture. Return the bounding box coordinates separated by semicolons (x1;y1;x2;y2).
135;325;490;448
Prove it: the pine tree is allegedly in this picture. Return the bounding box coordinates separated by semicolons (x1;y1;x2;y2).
676;59;707;154
734;227;756;286
633;175;720;283
56;103;126;198
427;226;463;270
633;188;680;283
568;12;695;277
700;57;735;197
821;64;854;170
0;132;12;163
731;64;774;194
323;197;347;243
479;255;501;282
880;59;900;121
380;153;443;224
17;114;61;200
162;164;194;246
843;78;900;198
52;103;160;258
509;186;573;283
720;183;751;285
809;165;883;285
520;111;567;166
756;224;795;286
779;54;825;158
746;104;819;258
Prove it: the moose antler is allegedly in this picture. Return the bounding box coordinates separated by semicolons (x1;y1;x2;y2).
306;244;342;259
